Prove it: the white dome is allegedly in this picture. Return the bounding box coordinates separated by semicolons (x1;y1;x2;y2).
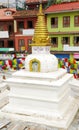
25;53;58;72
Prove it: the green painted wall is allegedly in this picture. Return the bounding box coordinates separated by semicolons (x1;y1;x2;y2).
47;11;79;51
48;12;79;32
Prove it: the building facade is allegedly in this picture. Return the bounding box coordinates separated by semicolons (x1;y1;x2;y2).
45;1;79;60
13;10;38;52
25;0;47;10
1;0;79;60
0;0;47;53
0;8;16;51
13;0;48;52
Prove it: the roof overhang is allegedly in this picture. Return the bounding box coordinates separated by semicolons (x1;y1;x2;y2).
45;9;79;14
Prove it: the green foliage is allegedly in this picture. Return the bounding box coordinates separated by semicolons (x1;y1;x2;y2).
56;0;61;4
46;0;56;7
16;0;26;11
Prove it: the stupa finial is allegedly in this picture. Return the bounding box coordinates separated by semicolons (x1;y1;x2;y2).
39;0;42;14
31;1;51;46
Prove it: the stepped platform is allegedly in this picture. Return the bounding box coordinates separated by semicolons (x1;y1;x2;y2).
1;68;78;129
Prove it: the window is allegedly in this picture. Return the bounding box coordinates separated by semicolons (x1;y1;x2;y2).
27;21;33;28
17;21;24;32
51;17;58;28
0;26;4;31
18;39;25;51
62;37;70;45
0;40;4;47
74;36;79;46
28;39;32;53
28;39;32;44
8;25;14;34
63;16;70;27
51;37;58;47
8;40;14;48
5;11;12;16
74;16;79;26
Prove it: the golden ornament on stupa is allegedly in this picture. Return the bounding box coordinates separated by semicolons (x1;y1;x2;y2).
31;3;51;46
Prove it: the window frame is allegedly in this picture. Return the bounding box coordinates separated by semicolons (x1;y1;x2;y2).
51;37;58;47
17;21;24;32
74;36;79;46
74;15;79;27
27;39;32;53
51;17;58;28
63;16;70;27
8;40;14;48
18;39;25;51
27;21;33;29
62;37;70;45
0;40;4;47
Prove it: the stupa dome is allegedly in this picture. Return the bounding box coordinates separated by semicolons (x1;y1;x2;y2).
25;53;58;72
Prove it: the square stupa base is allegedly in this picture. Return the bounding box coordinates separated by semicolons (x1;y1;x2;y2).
0;99;78;129
1;69;78;129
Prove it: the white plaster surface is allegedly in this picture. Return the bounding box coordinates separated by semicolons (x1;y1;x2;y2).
69;78;79;100
2;68;78;129
1;47;78;129
25;53;58;72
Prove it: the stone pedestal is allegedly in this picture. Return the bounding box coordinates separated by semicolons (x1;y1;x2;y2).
1;68;78;129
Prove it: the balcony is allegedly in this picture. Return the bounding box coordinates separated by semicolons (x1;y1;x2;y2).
63;45;79;51
0;31;9;38
23;29;34;36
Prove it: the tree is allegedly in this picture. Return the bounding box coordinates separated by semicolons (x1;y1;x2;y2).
16;0;26;10
46;0;56;7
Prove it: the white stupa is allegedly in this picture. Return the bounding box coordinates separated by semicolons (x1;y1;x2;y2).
1;3;78;129
69;78;79;105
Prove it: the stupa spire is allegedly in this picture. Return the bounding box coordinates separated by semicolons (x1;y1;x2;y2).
31;2;51;46
39;2;42;14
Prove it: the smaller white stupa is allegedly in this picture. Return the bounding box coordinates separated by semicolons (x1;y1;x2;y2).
1;3;78;129
69;78;79;104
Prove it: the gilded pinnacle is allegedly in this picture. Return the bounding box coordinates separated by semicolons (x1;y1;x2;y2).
31;3;51;46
